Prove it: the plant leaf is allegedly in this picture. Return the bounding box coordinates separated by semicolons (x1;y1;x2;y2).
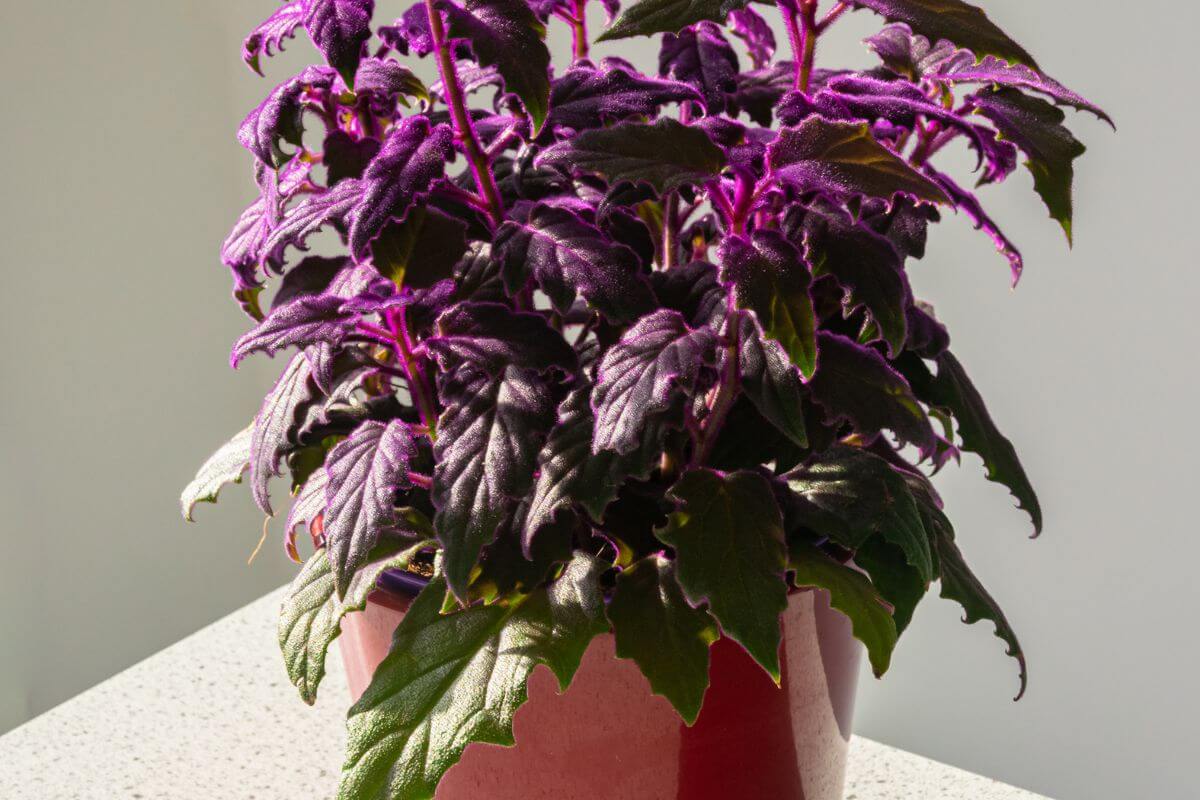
546;60;702;131
279;536;431;704
658;22;739;113
427;302;578;377
347;116;455;259
338;553;608;799
767;117;949;205
851;0;1037;69
322;420;418;597
243;1;306;76
180;425;253;521
734;312;809;447
494;203;655;324
439;0;552;134
592;309;718;456
538;118;725;195
250;353;316;515
923;168;1024;286
262;177;363;268
927;351;1042;535
854;536;925;635
809;332;936;456
238;65;338;167
598;0;751;41
433;366;558;599
303;0;375;86
970;87;1086;243
718;230;817;379
782;444;934;583
230;293;358;367
657;469;789;680
729;7;775;69
788;541;899;677
370;207;468;289
608;556;718;723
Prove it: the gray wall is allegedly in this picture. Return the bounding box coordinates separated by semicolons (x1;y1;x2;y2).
1;2;1194;799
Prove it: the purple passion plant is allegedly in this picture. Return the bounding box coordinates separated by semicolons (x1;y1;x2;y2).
184;0;1108;796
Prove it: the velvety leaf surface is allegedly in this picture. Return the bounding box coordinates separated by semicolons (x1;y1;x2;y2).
272;256;349;309
809;332;936;455
598;0;751;41
547;61;702;132
244;1;306;75
285;468;329;560
279;536;431;704
538;118;725;194
181;425;252;521
767;118;949;205
238;65;338;167
339;554;607;799
592;309;718;455
347;116;455;259
608;556;718;723
926;351;1042;535
427;302;577;376
494;204;654;323
788;541;898;677
970;87;1086;243
728;7;775;69
353;56;427;101
734;313;809;447
433;366;558;599
322;420;417;596
718;231;817;379
250;353;316;515
659;22;739;113
231;294;358;367
783;444;934;583
440;0;552;133
657;468;789;680
852;0;1037;68
370;207;468;289
263;178;363;268
303;0;375;86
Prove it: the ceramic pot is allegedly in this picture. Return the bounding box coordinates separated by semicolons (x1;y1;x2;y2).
339;583;861;800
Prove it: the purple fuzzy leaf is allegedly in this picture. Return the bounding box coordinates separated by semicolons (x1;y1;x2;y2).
433;366;557;598
767;117;949;205
346;116;455;259
649;259;725;328
809;332;935;455
323;131;381;186
272;256;351;310
547;60;702;132
323;419;417;596
303;0;375;86
244;1;306;76
250;353;316;515
285;468;328;560
438;0;552;134
718;231;817;378
592;310;718;456
370;207;468;289
427;302;577;376
231;293;360;367
851;0;1038;69
659;22;739;113
352;56;428;102
729;63;792;126
493;204;655;324
262;177;362;269
222;159;315;286
379;4;435;56
238;65;338;167
924;167;1023;285
598;0;752;41
733;312;808;447
728;7;775;70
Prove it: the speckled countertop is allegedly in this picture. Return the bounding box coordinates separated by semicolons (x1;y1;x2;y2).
0;588;1049;800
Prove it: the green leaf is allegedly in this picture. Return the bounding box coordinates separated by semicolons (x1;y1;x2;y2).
853;0;1038;69
788;541;898;677
277;533;433;705
537;118;725;195
656;469;789;681
767;118;950;206
370;207;469;289
441;0;552;134
925;351;1042;535
598;0;751;41
180;424;252;522
782;445;934;584
931;519;1028;699
608;556;719;724
971;87;1086;243
853;536;926;635
719;231;818;379
338;553;608;800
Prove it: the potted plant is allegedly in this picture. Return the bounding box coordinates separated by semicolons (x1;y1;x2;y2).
183;0;1108;797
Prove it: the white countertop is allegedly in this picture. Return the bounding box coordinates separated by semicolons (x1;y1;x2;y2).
0;587;1049;800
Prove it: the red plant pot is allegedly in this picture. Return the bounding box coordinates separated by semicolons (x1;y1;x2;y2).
339;587;861;800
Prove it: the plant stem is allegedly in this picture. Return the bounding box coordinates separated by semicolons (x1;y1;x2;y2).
778;1;805;91
425;0;505;228
797;1;819;94
816;1;850;33
571;0;589;61
390;307;439;440
661;191;679;269
696;304;742;466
